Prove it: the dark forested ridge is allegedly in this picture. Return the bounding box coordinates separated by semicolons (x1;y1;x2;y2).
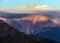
0;20;59;43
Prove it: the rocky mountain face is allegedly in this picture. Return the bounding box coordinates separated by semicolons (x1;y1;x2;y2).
7;15;56;34
0;11;60;42
0;20;59;43
4;14;60;42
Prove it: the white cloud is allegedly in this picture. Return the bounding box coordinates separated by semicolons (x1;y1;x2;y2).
0;4;58;13
15;4;56;10
34;5;54;10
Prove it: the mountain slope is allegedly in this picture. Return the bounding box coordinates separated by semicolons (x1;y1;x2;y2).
0;14;60;42
0;20;59;43
7;15;56;34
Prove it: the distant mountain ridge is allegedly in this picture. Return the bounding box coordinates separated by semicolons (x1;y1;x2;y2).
1;14;56;34
0;20;59;43
0;10;60;42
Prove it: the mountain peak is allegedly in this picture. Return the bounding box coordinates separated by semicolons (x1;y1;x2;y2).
13;15;57;25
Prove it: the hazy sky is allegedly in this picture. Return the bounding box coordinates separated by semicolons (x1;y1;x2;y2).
0;0;60;9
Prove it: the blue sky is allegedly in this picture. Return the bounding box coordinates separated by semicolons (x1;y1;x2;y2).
0;0;60;9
